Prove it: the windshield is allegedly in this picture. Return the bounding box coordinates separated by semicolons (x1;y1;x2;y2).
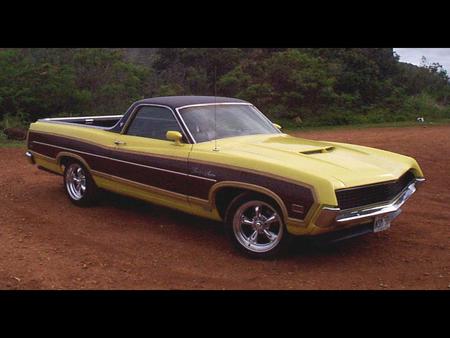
179;104;280;143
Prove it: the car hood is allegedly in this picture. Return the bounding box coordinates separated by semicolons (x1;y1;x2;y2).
211;134;417;189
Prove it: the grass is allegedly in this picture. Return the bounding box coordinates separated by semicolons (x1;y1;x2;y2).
0;134;25;147
282;118;450;132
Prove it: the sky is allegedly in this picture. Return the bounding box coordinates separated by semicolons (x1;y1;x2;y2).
394;48;450;73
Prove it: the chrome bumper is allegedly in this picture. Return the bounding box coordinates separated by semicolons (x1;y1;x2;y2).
316;178;425;228
25;151;35;165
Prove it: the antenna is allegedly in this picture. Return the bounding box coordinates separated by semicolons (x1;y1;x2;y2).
213;65;220;152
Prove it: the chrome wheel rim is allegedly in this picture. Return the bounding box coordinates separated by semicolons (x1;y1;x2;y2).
65;163;87;201
233;201;283;253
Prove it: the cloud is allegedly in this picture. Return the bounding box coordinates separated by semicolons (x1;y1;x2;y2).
394;48;450;73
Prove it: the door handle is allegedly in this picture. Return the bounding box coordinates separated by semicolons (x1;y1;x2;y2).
114;140;126;145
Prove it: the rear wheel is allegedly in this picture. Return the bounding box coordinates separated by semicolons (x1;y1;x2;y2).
225;192;292;258
63;161;97;206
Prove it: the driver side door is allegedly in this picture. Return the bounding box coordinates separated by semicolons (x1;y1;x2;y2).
108;105;193;210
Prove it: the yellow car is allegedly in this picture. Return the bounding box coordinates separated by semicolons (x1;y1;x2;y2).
25;96;425;258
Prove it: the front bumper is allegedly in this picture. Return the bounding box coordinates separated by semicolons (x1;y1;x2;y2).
314;178;425;230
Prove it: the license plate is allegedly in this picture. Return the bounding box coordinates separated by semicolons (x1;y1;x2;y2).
373;209;402;233
373;215;391;232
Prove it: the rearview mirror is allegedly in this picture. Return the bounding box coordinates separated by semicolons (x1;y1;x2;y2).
272;123;282;130
166;131;183;145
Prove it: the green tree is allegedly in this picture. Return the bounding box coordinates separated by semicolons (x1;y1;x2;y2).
1;48;449;129
219;49;339;119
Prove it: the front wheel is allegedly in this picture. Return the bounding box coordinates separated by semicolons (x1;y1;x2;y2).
225;193;292;259
63;161;97;206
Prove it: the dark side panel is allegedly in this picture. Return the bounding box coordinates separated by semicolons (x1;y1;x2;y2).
28;131;191;196
28;131;315;219
187;162;314;219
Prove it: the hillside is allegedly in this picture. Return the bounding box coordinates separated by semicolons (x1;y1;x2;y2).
0;48;449;129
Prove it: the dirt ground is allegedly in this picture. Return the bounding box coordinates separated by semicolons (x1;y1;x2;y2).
0;125;449;290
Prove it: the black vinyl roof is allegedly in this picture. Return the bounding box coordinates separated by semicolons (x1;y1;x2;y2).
134;96;248;109
110;96;249;134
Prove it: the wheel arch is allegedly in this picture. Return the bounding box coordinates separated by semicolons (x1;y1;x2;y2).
56;151;93;172
209;181;290;224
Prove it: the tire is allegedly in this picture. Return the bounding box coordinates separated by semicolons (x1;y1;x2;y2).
224;192;292;259
63;160;98;207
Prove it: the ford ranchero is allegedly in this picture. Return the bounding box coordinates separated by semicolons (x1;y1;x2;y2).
25;96;425;258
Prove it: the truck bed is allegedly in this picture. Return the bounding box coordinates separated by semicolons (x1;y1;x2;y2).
38;115;123;129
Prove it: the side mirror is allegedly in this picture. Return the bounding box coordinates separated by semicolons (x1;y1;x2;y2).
166;131;183;145
272;123;282;130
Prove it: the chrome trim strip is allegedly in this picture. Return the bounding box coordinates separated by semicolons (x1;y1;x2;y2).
38;120;115;130
173;107;196;145
31;141;217;182
38;115;124;131
39;115;123;121
250;105;283;135
175;102;253;110
188;174;217;182
322;206;340;211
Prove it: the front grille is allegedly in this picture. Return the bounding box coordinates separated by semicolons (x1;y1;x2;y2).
336;170;416;210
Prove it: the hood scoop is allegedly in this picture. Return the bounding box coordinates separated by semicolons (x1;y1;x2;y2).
300;146;335;155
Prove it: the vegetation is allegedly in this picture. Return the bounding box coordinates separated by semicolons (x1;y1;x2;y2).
0;132;25;147
1;48;449;131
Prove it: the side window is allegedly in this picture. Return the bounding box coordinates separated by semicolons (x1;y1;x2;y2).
126;106;182;140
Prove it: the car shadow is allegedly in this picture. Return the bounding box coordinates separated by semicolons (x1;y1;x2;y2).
89;189;375;259
96;189;226;235
289;235;374;258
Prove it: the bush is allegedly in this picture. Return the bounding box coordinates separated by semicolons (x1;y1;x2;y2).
403;93;450;119
1;48;450;129
0;48;149;126
0;113;26;129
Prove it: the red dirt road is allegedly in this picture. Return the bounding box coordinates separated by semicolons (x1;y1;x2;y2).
0;125;449;289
